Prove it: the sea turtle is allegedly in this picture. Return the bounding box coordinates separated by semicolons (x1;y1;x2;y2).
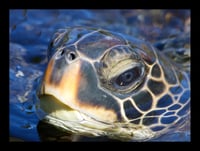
36;26;190;141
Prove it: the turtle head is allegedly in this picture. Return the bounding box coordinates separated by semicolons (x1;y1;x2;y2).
37;42;128;138
36;27;190;141
36;30;155;140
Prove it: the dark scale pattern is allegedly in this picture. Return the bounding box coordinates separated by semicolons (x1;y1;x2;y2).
77;30;126;59
179;90;190;104
132;91;153;111
145;109;166;116
163;66;177;85
77;61;122;121
148;79;165;95
123;100;142;120
65;28;95;45
172;116;189;129
151;126;165;131
151;64;161;78
50;28;94;56
180;73;190;88
168;104;181;110
157;94;173;108
163;111;175;116
161;116;178;124
138;43;156;65
142;117;158;126
130;119;140;124
177;102;190;116
158;54;177;85
49;57;67;85
170;86;183;95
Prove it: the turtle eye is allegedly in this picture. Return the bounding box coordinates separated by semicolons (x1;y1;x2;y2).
115;67;141;87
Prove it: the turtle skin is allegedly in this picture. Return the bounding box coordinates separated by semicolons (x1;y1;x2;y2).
36;27;190;141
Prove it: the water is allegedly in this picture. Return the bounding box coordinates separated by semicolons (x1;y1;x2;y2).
9;9;190;141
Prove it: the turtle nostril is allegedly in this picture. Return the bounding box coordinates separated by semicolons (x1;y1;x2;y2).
60;49;65;56
55;48;66;59
67;51;76;61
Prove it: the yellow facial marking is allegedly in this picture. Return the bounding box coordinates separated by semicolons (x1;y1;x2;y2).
57;61;81;104
44;58;54;84
43;60;117;123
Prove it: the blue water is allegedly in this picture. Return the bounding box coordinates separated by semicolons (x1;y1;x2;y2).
9;9;190;141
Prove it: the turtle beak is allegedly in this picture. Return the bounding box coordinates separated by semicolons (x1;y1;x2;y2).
37;57;85;122
38;55;119;123
39;56;82;111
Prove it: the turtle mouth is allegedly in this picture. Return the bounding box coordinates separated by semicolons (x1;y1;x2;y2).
36;94;114;136
36;94;155;140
